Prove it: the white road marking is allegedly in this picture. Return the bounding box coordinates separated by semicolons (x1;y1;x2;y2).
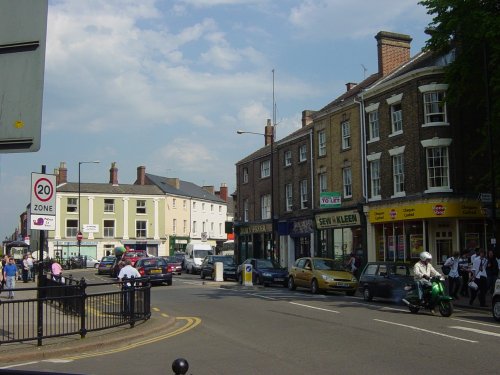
381;306;407;312
350;301;406;312
449;326;500;338
289;302;340;313
374;319;478;343
451;318;500;329
0;361;39;369
250;293;277;300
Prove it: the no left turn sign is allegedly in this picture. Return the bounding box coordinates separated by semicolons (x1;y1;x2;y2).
31;172;57;216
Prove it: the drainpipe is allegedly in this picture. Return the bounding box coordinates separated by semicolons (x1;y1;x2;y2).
353;96;367;201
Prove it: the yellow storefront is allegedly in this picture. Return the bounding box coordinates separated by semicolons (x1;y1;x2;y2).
366;200;490;264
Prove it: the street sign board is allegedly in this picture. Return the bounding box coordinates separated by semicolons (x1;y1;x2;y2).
479;193;493;204
0;0;48;153
83;224;99;233
30;172;56;216
30;214;55;230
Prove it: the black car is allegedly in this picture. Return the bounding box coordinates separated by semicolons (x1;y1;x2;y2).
358;262;414;302
200;255;237;281
237;258;288;287
135;257;172;286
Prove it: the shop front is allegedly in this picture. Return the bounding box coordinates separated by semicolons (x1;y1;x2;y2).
367;199;489;265
279;218;315;269
169;236;190;255
235;223;272;264
315;209;364;263
122;240;161;257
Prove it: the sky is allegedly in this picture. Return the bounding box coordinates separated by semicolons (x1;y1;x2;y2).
0;0;433;240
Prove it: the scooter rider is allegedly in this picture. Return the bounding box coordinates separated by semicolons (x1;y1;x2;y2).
414;251;441;302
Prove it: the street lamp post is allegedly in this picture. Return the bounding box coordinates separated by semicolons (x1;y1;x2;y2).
237;129;276;263
78;161;100;262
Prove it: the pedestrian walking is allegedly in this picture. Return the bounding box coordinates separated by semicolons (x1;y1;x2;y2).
444;251;460;298
3;257;18;299
469;248;488;307
486;249;499;294
22;254;29;283
51;259;63;283
0;260;3;295
458;251;470;297
27;253;34;281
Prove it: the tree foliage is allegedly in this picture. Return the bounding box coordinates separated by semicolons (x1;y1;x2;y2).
420;0;500;193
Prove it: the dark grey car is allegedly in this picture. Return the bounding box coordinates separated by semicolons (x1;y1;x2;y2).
358;262;414;302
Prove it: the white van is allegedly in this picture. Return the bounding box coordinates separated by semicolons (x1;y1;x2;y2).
185;243;213;274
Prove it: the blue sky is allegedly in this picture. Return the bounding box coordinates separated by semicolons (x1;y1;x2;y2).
0;0;432;239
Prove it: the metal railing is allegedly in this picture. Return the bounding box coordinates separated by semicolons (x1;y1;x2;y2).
0;275;151;346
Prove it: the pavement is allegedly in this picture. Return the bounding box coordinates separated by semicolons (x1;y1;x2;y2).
0;279;177;365
0;277;494;365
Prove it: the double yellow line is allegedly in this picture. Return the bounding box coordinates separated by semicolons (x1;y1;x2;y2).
63;316;201;360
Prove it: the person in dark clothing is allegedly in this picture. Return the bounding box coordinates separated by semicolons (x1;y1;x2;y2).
458;251;470;297
486;249;499;294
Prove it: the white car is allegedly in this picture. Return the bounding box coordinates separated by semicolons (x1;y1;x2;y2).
493;279;500;321
85;256;100;268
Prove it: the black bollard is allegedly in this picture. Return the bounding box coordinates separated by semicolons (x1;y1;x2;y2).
172;358;189;375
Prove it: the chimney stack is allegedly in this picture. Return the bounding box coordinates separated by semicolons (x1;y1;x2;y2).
203;186;215;195
265;118;273;146
375;31;412;77
166;178;180;190
301;110;314;128
345;82;357;91
109;162;118;185
136;166;146;185
219;183;228;202
58;162;67;184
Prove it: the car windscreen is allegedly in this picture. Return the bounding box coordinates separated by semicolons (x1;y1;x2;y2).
215;256;235;265
194;250;212;258
256;259;275;269
101;256;115;262
164;256;179;263
390;265;413;276
140;258;166;267
313;258;345;271
124;252;146;258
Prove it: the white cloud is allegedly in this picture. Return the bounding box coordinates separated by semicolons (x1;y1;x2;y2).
289;0;430;40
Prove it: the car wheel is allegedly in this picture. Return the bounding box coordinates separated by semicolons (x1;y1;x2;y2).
211;271;215;280
167;279;172;286
311;279;319;294
255;275;262;285
363;287;373;301
493;297;500;322
238;273;243;285
288;276;296;291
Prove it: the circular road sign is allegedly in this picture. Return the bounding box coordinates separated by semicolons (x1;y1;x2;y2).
77;232;83;241
33;177;54;202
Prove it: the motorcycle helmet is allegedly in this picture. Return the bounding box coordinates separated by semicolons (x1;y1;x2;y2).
419;251;432;262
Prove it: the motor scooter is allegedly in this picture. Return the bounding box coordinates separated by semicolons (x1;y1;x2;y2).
402;276;453;317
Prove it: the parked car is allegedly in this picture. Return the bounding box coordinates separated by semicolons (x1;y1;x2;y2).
135;257;172;286
121;251;147;267
492;279;500;321
85;256;100;268
97;256;116;275
237;258;288;287
160;256;183;275
357;262;414;302
288;257;358;295
173;251;187;269
200;255;237;281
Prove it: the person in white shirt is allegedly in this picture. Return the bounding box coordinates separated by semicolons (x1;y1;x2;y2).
118;259;142;316
469;248;488;307
414;251;441;301
118;259;141;284
443;251;460;298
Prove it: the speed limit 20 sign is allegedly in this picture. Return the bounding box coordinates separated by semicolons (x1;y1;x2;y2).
31;172;56;216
